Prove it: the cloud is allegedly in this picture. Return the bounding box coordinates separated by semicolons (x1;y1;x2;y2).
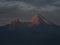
0;1;60;25
53;1;60;5
0;1;36;10
0;1;60;11
38;5;60;12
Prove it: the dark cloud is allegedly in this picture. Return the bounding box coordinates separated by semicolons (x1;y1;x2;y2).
0;0;60;25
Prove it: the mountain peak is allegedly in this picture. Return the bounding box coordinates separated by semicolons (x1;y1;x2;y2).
11;18;20;27
29;13;51;25
29;13;40;25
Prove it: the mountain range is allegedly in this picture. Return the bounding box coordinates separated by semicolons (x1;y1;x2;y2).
0;13;60;45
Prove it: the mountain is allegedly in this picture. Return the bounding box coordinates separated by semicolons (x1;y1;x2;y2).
29;13;51;25
0;13;60;35
0;13;60;45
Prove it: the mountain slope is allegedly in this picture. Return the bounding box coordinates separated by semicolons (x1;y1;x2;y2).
29;13;51;25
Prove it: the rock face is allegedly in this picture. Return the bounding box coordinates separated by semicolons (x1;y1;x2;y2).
29;14;40;25
29;13;51;25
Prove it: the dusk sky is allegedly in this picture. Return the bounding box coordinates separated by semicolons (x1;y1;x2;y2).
0;0;60;26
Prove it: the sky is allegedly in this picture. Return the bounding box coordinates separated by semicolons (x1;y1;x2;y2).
0;0;60;26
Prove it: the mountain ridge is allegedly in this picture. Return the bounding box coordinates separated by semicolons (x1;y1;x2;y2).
9;13;53;27
0;13;59;32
